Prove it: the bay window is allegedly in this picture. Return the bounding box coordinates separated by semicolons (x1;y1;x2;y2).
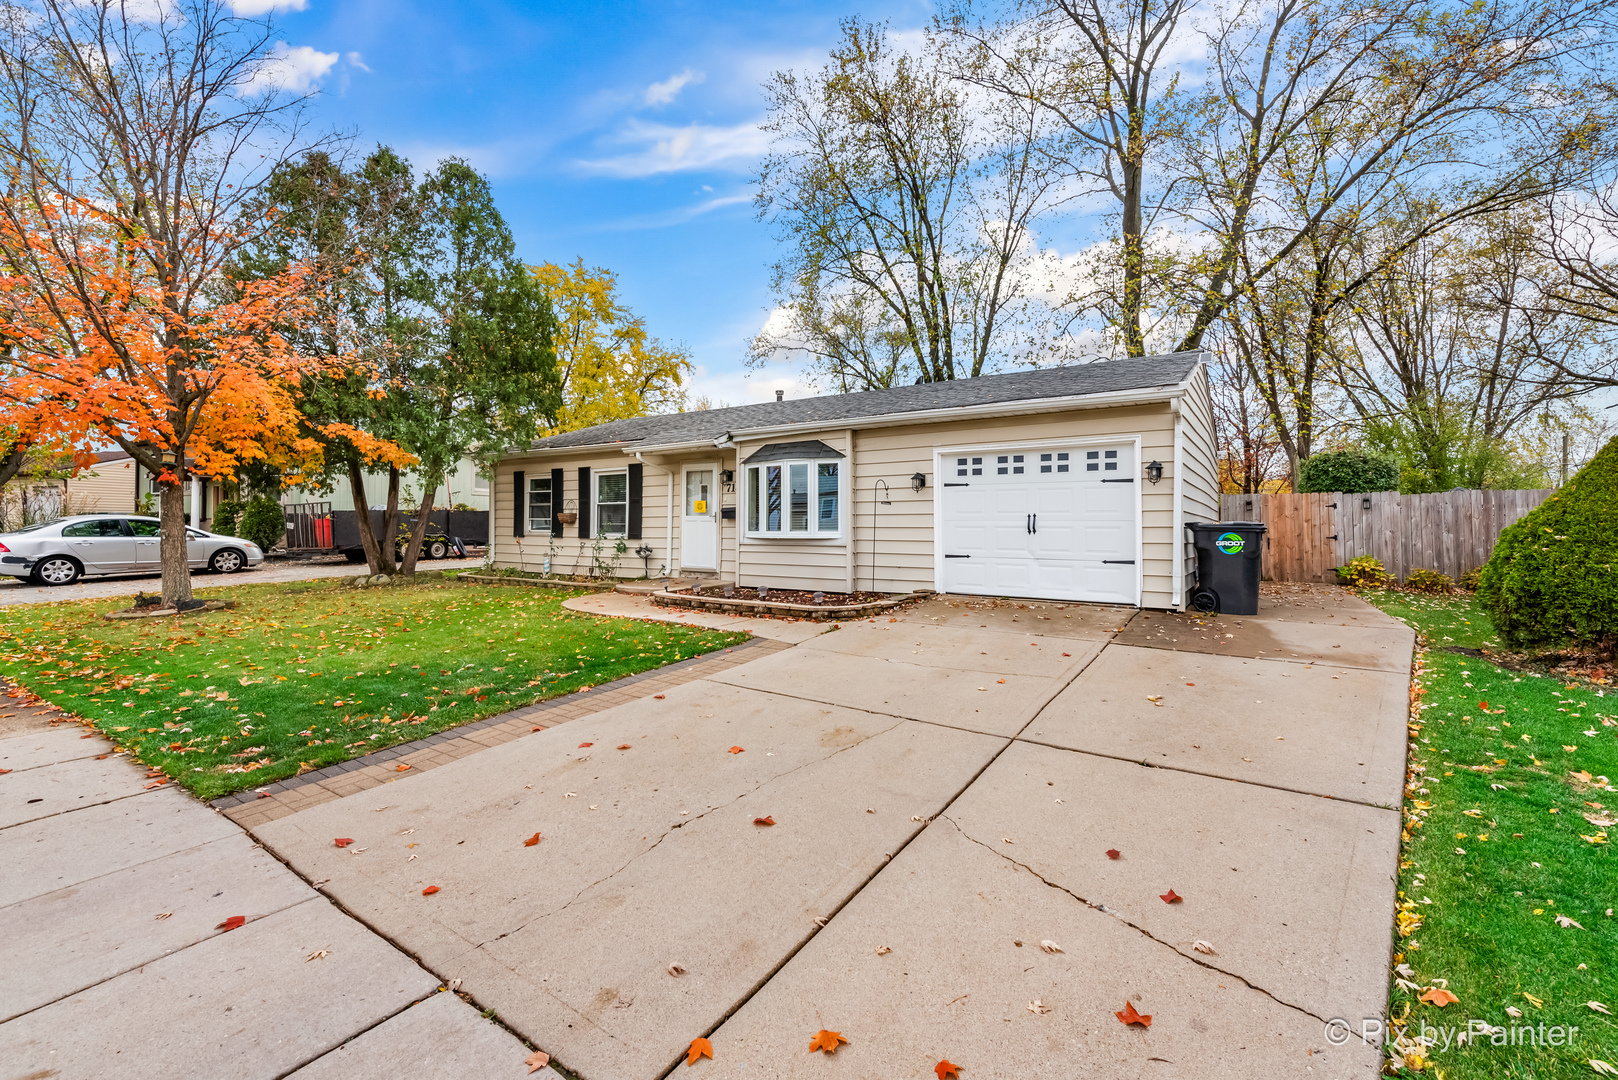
745;459;840;537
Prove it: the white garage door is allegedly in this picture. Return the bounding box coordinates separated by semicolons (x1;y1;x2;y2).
939;444;1138;604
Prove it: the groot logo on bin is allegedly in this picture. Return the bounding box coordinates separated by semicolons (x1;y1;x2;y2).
1216;532;1246;555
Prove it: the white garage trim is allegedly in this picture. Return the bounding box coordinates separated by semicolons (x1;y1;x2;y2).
1172;400;1185;610
931;433;1143;607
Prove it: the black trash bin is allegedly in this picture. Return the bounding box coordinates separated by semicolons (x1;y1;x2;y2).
1185;521;1267;615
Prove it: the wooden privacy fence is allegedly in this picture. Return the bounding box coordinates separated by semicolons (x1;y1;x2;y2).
1216;489;1555;583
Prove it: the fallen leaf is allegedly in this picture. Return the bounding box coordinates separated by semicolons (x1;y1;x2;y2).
753;816;776;826
1523;993;1545;1008
1160;889;1183;904
687;1036;714;1066
1028;999;1051;1015
1039;940;1063;953
1556;915;1587;929
1192;940;1217;955
729;746;745;754
305;950;329;962
1591;1060;1618;1077
1589;1001;1613;1015
154;911;173;920
578;742;593;748
1420;987;1460;1007
997;679;1006;684
524;832;542;847
809;1029;848;1054
654;694;665;699
334;838;354;848
875;945;891;955
1106;849;1121;860
422;885;440;896
1506;1006;1524;1019
1115;1001;1152;1027
216;915;245;932
395;764;411;772
617;744;632;750
668;963;687;977
935;1059;961;1079
526;1049;550;1074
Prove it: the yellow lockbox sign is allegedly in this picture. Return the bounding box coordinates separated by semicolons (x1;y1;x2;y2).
693;500;707;514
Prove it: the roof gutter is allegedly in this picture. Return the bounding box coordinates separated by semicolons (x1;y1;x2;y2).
722;382;1191;442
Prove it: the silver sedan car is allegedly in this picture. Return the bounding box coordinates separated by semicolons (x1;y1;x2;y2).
0;514;265;586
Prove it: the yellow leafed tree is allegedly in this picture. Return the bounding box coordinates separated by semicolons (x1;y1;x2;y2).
532;259;692;432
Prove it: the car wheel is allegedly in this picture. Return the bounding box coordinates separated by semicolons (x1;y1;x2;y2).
33;556;81;586
209;548;245;574
427;539;449;560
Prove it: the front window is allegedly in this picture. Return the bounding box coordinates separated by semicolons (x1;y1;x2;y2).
596;472;627;537
746;461;839;537
527;476;552;533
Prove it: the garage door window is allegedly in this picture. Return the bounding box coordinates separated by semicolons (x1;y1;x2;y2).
746;461;839;537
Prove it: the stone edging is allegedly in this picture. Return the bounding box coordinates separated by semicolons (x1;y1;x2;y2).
651;587;916;622
455;573;614;591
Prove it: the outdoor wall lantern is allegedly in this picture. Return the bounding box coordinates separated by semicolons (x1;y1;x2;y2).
1362;496;1372;510
720;469;734;484
910;472;927;492
1145;460;1164;484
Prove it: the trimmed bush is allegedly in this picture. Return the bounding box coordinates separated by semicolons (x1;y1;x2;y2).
1403;568;1453;594
237;496;286;553
211;499;247;539
1477;436;1618;649
1337;555;1389;588
1298;449;1400;494
1457;567;1482;591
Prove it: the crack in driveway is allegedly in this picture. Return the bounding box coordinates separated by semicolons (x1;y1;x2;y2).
940;813;1333;1026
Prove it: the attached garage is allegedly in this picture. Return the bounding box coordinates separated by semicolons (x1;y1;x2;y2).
937;440;1139;605
489;352;1219;611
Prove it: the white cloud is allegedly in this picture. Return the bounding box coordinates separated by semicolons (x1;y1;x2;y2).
345;51;371;73
644;67;704;107
603;193;751;230
576;118;768;177
225;0;309;14
240;42;338;96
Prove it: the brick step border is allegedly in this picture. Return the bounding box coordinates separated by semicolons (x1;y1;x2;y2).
652;587;916;622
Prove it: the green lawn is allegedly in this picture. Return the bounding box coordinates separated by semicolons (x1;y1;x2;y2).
0;575;746;799
1366;590;1617;1077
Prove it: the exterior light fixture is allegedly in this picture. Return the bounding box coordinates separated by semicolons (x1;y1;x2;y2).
720;469;734;484
1145;460;1164;484
1362;496;1372;510
911;472;926;492
160;448;177;467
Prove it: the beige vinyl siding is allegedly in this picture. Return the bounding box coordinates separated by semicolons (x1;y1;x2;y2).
1177;364;1220;600
733;432;852;592
65;458;138;513
491;452;673;579
847;403;1179;606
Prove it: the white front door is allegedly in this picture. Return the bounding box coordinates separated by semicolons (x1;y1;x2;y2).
681;467;718;570
939;444;1138;604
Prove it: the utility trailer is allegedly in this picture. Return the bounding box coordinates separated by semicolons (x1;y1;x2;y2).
283;502;488;561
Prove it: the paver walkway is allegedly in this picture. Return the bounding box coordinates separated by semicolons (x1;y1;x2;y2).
241;591;1413;1079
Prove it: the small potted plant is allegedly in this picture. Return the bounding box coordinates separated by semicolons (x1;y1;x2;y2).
556;499;578;527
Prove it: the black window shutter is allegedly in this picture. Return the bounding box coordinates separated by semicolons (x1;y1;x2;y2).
550;468;564;537
513;471;525;537
627;463;643;540
577;467;592;539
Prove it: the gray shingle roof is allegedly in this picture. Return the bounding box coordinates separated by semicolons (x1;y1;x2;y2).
525;352;1202;452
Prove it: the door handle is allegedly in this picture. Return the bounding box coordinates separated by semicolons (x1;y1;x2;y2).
1031;514;1037;534
1025;514;1031;534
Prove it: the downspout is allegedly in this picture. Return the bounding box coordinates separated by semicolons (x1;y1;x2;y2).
843;427;855;594
1171;399;1185;610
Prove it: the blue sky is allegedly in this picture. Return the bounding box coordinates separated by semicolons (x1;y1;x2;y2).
262;0;935;407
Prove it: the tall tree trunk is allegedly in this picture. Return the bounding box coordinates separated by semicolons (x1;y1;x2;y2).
1120;147;1146;357
399;469;442;576
346;459;386;575
158;478;194;608
380;467;402;573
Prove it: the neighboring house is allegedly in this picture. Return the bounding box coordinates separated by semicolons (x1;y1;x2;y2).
281;457;491;514
487;353;1219;610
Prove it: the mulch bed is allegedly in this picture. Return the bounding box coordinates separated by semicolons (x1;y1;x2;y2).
687;585;888;606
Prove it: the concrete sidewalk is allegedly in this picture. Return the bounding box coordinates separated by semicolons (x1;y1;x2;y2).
0;697;543;1080
248;591;1410;1079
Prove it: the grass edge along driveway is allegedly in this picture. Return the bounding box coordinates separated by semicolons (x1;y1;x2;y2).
0;577;747;800
1365;590;1616;1079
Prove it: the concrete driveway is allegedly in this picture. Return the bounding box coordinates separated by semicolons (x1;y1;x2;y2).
0;556;483;606
237;591;1411;1079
